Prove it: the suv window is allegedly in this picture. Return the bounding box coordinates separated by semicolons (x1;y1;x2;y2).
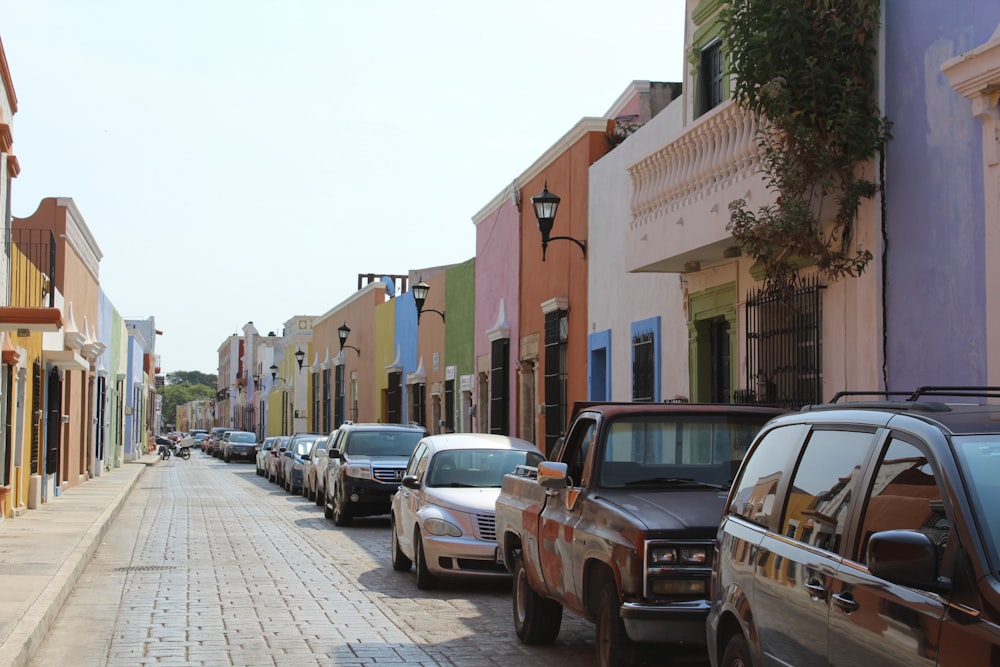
344;430;423;456
780;429;875;556
857;438;949;567
954;435;1000;572
730;424;807;527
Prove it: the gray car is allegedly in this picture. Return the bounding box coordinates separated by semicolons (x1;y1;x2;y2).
222;430;257;462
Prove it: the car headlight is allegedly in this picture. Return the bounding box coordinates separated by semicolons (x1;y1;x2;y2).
648;546;708;566
344;464;372;480
423;518;462;537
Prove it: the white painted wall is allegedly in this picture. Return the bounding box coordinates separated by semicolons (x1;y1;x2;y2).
589;98;690;401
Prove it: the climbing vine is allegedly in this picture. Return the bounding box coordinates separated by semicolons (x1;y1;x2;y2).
719;0;891;295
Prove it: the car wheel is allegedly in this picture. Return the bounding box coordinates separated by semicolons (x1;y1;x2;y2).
332;487;354;527
414;529;437;590
720;632;752;667
315;483;324;507
596;581;634;667
390;515;412;572
323;489;334;520
224;454;230;462
512;554;562;644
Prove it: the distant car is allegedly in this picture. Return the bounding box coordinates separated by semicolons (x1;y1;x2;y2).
222;431;257;462
324;422;427;526
281;433;325;494
267;436;291;484
208;428;232;457
303;430;336;504
390;433;544;589
256;436;281;476
192;432;209;451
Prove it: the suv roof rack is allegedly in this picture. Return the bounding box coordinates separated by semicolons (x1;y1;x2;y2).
830;387;1000;403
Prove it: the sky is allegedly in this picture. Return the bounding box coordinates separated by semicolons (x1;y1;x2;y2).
2;1;685;376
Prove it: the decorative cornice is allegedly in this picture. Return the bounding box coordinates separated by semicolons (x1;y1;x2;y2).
541;296;569;314
0;37;17;114
7;154;19;178
0;307;62;332
0;123;11;152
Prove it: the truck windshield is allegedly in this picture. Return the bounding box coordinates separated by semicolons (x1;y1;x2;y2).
599;416;767;489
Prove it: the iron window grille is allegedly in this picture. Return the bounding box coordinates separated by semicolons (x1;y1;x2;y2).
490;338;509;435
632;330;655;402
744;277;825;409
699;41;724;116
543;309;568;454
387;371;402;424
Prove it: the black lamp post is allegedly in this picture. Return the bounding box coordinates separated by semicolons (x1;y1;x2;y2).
252;373;260;390
338;323;361;354
270;363;278;382
412;280;445;324
294;348;305;370
532;181;586;261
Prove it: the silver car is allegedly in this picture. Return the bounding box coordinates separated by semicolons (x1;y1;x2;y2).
390;433;544;590
304;429;336;504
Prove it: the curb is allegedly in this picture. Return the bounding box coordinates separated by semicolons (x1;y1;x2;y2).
0;464;148;667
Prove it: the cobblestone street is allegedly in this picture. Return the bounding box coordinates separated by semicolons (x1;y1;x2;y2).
25;452;709;666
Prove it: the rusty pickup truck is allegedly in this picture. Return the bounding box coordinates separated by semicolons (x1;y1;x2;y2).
494;402;785;666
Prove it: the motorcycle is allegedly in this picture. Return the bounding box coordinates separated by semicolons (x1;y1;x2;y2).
176;443;191;460
155;435;173;460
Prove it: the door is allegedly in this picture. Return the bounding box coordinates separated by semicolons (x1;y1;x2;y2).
754;428;875;665
537;416;596;603
827;437;946;667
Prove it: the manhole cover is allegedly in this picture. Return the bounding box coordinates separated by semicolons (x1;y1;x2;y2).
113;565;178;572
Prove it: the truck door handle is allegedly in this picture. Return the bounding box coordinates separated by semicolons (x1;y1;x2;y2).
832;592;859;613
805;581;828;600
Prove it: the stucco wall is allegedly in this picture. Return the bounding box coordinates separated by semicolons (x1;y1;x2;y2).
884;1;1000;388
589;98;689;401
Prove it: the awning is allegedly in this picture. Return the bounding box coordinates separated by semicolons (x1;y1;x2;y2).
0;307;63;333
44;349;89;372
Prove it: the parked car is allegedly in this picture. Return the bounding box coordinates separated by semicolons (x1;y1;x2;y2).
303;430;336;503
281;433;325;494
256;436;282;476
390;433;544;589
707;387;1000;667
324;422;428;526
192;432;209;451
267;436;291;484
206;427;228;456
222;430;258;462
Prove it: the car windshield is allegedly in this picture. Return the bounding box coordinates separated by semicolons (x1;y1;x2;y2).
598;416;769;489
230;433;256;443
953;436;1000;574
295;439;318;455
347;431;423;457
427;449;544;488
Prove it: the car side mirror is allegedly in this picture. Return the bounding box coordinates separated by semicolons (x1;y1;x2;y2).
284;451;292;458
401;475;420;490
867;529;940;590
302;454;310;460
329;448;343;459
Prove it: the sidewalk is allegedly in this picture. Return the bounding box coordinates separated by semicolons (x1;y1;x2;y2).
0;454;158;667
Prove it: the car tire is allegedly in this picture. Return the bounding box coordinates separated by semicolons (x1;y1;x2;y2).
224;454;230;463
315;483;324;506
414;529;437;590
332;486;354;527
512;554;562;645
719;633;752;667
596;581;634;667
390;515;412;572
323;490;334;520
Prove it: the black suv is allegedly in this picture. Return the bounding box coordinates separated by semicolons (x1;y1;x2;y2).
708;387;1000;667
323;422;427;526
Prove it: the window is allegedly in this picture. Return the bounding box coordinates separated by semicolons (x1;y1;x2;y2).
730;424;807;527
544;308;568;453
632;330;655;402
322;369;332;433
563;417;597;487
444;378;455;433
780;429;875;555
699;41;724;116
334;365;345;428
858;438;948;567
411;382;426;428
490;338;509;435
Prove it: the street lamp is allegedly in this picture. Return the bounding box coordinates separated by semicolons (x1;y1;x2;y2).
338;323;361;354
294;348;305;370
412;280;445;324
270;363;279;382
532;181;586;261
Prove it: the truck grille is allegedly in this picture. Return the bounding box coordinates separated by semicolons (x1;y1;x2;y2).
373;467;404;483
476;513;497;541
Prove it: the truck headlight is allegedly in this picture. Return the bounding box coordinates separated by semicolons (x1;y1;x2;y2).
344;464;372;480
424;518;462;537
648;546;707;566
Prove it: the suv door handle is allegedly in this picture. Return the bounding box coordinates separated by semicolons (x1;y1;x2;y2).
805;581;828;600
832;592;859;613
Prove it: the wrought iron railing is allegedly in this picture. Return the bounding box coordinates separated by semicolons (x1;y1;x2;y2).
10;229;56;309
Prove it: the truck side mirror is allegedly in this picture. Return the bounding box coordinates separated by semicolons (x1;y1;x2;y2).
537;461;569;489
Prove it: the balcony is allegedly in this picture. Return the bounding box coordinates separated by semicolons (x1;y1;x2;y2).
0;229;61;333
625;100;772;273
